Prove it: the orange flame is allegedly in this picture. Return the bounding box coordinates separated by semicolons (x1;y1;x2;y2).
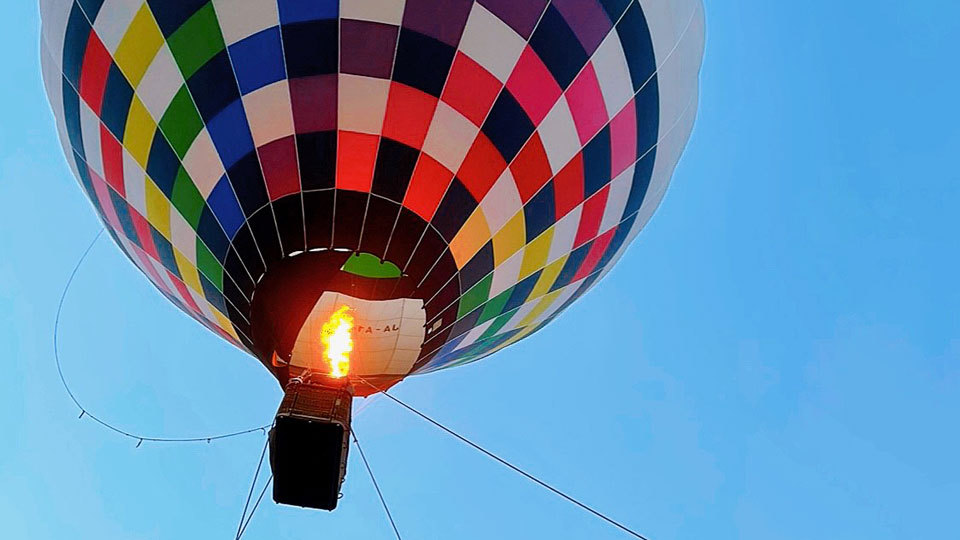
320;305;354;378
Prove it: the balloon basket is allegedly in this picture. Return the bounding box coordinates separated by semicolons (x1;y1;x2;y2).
269;376;353;510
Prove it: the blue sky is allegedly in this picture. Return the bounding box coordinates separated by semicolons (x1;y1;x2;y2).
2;1;958;538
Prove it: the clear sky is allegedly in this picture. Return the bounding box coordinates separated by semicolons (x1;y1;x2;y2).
2;1;958;539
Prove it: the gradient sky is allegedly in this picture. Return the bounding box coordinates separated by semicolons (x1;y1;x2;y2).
2;1;958;539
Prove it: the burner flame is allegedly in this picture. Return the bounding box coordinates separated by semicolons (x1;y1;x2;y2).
320;305;353;378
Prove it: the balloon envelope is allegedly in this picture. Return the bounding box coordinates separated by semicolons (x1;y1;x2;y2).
40;0;704;392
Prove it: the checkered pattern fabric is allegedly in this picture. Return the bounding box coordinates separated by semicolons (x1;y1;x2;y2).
40;0;704;375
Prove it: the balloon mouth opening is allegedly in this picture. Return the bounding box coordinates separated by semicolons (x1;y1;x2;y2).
248;250;427;394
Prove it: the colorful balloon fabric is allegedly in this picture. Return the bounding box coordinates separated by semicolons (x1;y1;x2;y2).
40;0;704;389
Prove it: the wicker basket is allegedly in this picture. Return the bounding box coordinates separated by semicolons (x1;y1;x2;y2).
270;377;354;510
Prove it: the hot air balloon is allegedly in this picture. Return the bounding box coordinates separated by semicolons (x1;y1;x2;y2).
40;0;704;510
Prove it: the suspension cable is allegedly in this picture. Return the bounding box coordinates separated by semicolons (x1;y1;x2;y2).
358;378;650;540
236;437;270;539
54;228;272;444
237;475;273;539
60;229;648;539
352;427;403;540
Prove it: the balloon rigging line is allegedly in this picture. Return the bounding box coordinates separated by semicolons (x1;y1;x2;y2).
236;437;270;540
357;378;650;540
57;232;646;538
237;474;273;539
54;228;273;444
352;427;404;540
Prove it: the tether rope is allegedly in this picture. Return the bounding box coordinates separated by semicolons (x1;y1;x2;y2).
54;228;272;444
236;437;270;539
358;378;650;540
352;427;403;540
237;475;273;539
59;230;650;539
